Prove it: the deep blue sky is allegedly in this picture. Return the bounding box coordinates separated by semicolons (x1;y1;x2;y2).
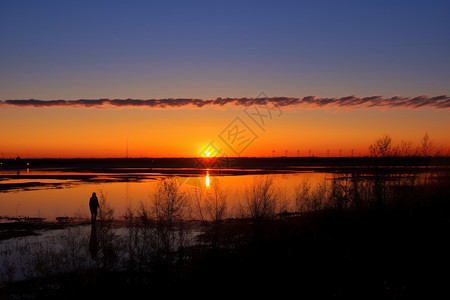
1;0;449;99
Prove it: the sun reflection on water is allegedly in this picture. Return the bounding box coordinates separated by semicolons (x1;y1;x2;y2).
205;170;210;187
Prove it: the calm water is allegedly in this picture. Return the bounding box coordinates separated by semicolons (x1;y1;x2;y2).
0;168;328;220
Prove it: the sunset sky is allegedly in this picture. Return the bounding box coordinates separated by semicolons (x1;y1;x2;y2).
1;0;449;158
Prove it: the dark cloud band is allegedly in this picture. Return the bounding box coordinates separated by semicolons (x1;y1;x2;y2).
1;95;449;109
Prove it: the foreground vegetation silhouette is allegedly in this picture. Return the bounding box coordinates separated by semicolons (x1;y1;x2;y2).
1;164;449;299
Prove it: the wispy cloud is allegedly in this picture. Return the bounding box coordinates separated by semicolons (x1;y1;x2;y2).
1;95;449;109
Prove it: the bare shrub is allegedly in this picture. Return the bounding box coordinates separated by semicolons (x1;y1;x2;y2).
240;176;279;221
295;178;311;214
94;190;119;268
20;226;91;279
190;179;229;248
308;179;329;211
22;243;61;279
59;226;91;272
123;200;155;270
419;133;435;157
151;177;190;255
295;179;330;213
97;189;114;225
396;140;417;157
204;179;228;223
369;134;393;157
190;186;206;222
329;175;353;211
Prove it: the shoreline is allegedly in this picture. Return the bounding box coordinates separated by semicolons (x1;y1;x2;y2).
2;156;450;170
0;216;93;241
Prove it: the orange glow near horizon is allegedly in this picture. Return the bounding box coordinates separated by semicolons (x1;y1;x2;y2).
1;106;450;158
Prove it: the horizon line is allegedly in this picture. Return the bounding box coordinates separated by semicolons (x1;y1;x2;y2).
2;155;448;160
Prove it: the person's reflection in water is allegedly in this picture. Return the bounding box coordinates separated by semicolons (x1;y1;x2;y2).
89;224;98;259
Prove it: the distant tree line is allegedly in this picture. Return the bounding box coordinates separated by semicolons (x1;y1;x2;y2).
369;133;445;157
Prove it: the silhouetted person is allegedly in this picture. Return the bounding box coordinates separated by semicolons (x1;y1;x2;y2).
89;192;99;224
